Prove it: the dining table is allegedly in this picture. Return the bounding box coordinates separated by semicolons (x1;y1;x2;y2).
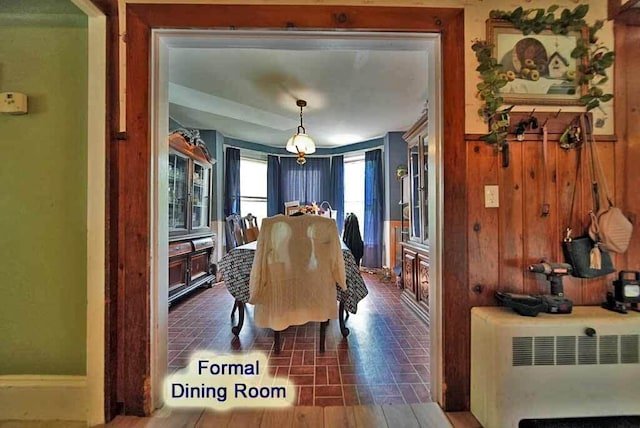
219;240;369;337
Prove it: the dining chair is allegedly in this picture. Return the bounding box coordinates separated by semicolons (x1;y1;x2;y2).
248;214;346;354
224;213;245;319
224;213;244;250
241;213;259;243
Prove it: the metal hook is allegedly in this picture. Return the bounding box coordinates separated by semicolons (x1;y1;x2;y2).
528;108;536;117
554;108;562;118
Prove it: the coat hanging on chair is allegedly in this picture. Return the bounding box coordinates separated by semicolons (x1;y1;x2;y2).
342;213;364;267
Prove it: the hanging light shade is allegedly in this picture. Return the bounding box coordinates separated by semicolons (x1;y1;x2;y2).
286;99;316;165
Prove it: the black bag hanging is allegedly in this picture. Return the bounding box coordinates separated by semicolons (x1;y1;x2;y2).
563;235;614;279
562;118;615;279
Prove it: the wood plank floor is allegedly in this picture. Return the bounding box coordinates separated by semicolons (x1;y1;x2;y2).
99;403;453;427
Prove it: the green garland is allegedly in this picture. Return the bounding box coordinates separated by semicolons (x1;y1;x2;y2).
472;4;614;148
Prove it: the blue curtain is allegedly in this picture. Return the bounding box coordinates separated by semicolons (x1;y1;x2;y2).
267;155;281;216
330;155;344;234
224;147;240;217
280;157;331;206
363;149;383;268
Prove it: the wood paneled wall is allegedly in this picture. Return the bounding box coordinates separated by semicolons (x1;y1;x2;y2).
466;123;619;308
95;1;640;419
615;21;640;271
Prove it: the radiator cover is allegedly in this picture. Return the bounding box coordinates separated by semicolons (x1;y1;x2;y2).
471;307;640;428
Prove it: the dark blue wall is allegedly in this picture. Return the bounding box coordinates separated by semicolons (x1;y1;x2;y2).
384;132;408;222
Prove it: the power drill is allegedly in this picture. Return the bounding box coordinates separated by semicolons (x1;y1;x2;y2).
528;262;573;314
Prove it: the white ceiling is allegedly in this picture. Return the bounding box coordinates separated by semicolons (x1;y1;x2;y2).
165;32;434;148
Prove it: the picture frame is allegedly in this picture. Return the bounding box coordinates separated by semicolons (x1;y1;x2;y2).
284;200;300;216
487;19;588;106
286;206;302;216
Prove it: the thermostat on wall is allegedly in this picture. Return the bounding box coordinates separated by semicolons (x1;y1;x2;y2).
0;92;28;115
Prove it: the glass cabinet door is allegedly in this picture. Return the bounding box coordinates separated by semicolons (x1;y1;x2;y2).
421;135;429;242
409;145;422;241
403;112;429;248
169;153;188;232
191;162;211;230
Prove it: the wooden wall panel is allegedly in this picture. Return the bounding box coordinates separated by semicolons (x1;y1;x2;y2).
467;143;499;306
498;143;524;295
614;23;640;273
617;25;640;269
466;135;619;307
522;138;559;295
555;147;583;303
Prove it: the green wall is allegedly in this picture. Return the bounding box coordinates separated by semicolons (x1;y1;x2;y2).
0;21;88;374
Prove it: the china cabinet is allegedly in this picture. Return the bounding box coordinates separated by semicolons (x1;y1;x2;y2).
401;113;430;324
168;131;216;305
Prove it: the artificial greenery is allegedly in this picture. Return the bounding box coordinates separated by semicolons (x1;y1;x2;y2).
472;4;614;148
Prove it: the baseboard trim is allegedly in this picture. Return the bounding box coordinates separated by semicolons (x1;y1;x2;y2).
401;292;430;326
0;375;87;421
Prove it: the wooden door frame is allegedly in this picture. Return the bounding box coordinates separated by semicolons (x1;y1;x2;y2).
109;4;467;417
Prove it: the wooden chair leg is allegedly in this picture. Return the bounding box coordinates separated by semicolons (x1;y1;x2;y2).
339;301;350;337
231;301;245;336
319;320;329;353
231;301;237;318
274;331;281;354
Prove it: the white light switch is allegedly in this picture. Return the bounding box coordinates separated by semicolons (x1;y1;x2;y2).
484;185;499;208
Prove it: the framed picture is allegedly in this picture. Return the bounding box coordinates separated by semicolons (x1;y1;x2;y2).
487;19;588;105
284;200;300;216
286;206;302;216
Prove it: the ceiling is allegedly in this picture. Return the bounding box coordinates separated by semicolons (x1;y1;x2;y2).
166;32;434;148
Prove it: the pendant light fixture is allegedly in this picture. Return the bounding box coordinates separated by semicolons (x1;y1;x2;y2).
286;99;316;165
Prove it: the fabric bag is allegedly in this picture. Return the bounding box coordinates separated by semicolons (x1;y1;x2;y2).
581;114;633;253
562;234;615;279
589;206;633;253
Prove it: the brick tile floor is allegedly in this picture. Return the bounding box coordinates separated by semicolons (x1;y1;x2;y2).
168;272;431;406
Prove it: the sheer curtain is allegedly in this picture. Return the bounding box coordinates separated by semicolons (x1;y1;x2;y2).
267;155;281;216
363;149;383;268
330;155;344;234
280;157;331;206
224;147;241;217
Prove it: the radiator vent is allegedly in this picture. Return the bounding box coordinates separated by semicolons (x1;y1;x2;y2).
578;336;597;365
513;336;533;366
512;334;640;367
600;335;618;365
556;336;576;365
534;336;554;365
622;335;640;364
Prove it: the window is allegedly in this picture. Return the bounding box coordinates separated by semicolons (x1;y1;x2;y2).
240;157;267;224
343;155;365;237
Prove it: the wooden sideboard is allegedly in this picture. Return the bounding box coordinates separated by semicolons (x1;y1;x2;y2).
169;236;216;304
402;243;430;324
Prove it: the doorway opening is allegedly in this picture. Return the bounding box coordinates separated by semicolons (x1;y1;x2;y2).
151;29;443;410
